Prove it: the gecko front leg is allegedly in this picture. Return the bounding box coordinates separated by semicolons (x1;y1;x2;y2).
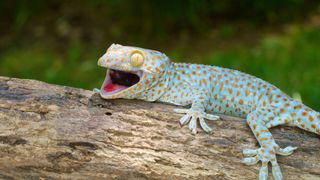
242;108;298;180
171;88;220;134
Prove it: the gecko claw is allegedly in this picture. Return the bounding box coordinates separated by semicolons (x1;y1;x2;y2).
243;149;259;157
205;113;220;121
241;156;259;165
179;114;191;125
189;116;198;134
277;146;297;156
271;161;283;180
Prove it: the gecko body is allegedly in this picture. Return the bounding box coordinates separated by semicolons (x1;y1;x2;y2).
97;44;320;180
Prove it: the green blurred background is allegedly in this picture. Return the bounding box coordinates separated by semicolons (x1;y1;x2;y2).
0;0;319;110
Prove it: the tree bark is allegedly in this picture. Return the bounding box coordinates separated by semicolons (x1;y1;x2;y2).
0;76;319;180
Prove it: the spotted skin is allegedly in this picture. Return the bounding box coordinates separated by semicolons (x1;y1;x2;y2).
98;44;320;180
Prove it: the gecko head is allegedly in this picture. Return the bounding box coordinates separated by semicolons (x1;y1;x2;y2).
97;44;171;99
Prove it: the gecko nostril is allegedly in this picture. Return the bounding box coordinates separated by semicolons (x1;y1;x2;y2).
105;112;112;116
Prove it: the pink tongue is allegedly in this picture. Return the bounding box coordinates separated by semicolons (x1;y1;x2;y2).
104;84;127;92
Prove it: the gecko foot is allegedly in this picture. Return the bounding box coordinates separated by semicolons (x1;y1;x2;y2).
242;144;296;180
243;146;297;157
173;108;219;134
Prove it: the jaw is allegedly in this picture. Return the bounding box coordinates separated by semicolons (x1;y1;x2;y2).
100;68;144;98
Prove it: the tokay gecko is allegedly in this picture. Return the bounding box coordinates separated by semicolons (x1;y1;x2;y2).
96;44;320;180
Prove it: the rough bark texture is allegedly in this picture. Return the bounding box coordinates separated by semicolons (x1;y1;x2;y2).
0;76;319;180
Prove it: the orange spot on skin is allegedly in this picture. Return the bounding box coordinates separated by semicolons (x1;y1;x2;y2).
294;104;302;109
219;83;224;92
145;79;149;84
301;124;305;128
297;118;301;123
311;124;316;129
245;89;249;97
260;138;268;142
302;111;307;117
214;94;218;100
222;95;227;100
317;114;320;120
262;101;266;107
309;116;314;122
255;132;260;137
192;71;196;75
280;108;285;113
253;124;257;130
218;75;222;80
238;99;244;105
236;91;240;97
228;89;232;94
203;79;208;85
285;103;290;107
291;112;296;118
266;88;270;95
269;150;275;155
160;63;165;69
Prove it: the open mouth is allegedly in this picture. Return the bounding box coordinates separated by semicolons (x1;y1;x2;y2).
101;69;142;96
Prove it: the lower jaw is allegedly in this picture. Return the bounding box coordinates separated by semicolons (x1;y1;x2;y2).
101;83;128;96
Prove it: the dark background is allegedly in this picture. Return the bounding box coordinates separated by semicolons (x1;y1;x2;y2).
0;0;319;110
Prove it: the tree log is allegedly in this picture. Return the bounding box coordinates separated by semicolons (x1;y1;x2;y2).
0;76;319;179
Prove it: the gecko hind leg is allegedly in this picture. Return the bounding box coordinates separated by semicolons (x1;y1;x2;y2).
241;109;294;180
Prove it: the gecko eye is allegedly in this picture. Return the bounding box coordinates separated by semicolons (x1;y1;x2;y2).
130;51;144;68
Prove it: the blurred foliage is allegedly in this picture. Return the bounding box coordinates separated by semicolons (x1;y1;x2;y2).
0;0;319;110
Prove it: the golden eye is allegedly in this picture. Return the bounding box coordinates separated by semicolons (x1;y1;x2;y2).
130;51;144;68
